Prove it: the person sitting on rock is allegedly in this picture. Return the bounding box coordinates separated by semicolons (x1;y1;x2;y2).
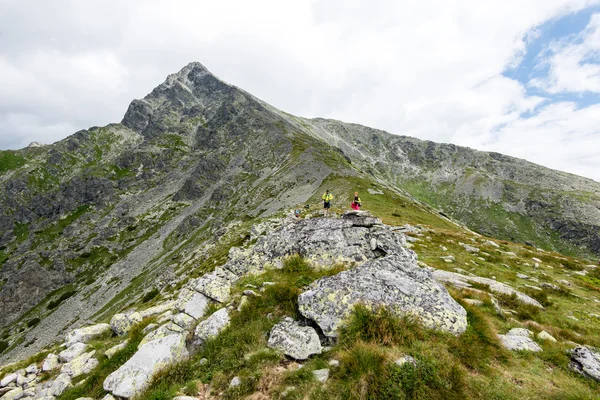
322;190;333;216
351;192;362;210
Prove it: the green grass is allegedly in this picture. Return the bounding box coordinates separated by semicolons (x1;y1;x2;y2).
0;340;8;355
0;151;26;174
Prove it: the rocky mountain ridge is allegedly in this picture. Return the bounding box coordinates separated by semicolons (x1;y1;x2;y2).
1;61;599;379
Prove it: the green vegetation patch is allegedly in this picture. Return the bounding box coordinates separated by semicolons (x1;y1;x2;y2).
0;151;26;174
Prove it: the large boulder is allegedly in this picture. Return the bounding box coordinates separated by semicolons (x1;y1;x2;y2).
64;323;112;347
223;211;412;276
432;270;543;308
298;255;467;337
110;312;142;336
103;333;189;398
569;346;600;382
50;373;73;396
267;318;322;360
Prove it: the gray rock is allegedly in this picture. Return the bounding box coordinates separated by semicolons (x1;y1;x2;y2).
141;323;158;335
193;308;230;344
222;211;411;278
569;346;600;382
190;268;237;303
42;354;60;372
103;333;189;398
49;373;72;396
16;372;35;386
0;387;23;400
463;299;484;306
61;350;98;377
229;376;241;388
395;355;418;367
24;364;37;375
298;255;467;338
172;313;195;330
460;243;479;253
58;342;87;363
105;342;128;359
110;312;142;336
537;331;557;342
64;323;111;347
432;270;543;308
312;368;330;383
138;302;176;318
101;395;116;400
175;289;209;319
267;318;322;360
1;373;17;387
506;328;533;338
498;331;542;352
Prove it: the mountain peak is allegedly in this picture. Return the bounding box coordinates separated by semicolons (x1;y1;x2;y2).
121;61;235;136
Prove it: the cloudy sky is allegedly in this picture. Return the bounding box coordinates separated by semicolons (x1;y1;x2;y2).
1;1;600;181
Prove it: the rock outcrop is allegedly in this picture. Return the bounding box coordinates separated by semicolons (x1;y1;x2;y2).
298;255;468;337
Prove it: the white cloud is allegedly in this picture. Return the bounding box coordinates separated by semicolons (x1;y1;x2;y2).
530;12;600;93
1;0;600;181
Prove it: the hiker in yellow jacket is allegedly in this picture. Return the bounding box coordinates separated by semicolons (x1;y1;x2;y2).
322;189;333;217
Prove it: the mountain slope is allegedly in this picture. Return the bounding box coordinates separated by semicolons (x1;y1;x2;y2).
298;118;600;257
0;61;599;365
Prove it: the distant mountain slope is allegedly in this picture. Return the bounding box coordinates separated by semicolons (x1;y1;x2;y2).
298;118;600;257
0;61;598;362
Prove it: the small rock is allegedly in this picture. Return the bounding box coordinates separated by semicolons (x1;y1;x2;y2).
267;319;322;360
569;346;600;382
506;328;533;338
395;355;418;367
101;395;116;400
1;373;17;387
64;323;111;347
516;273;529;280
243;289;259;297
463;299;484;306
0;387;23;400
532;257;542;263
312;369;330;383
460;243;480;253
199;358;208;365
105;342;128;359
110;312;143;336
50;373;72;396
42;354;60;372
61;350;99;377
25;364;38;375
194;308;230;345
498;329;541;352
142;323;158;335
537;331;557;342
172;313;195;330
229;376;241;388
59;342;87;363
328;359;339;368
485;240;500;248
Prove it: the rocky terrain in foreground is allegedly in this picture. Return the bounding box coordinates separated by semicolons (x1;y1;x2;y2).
1;211;599;399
